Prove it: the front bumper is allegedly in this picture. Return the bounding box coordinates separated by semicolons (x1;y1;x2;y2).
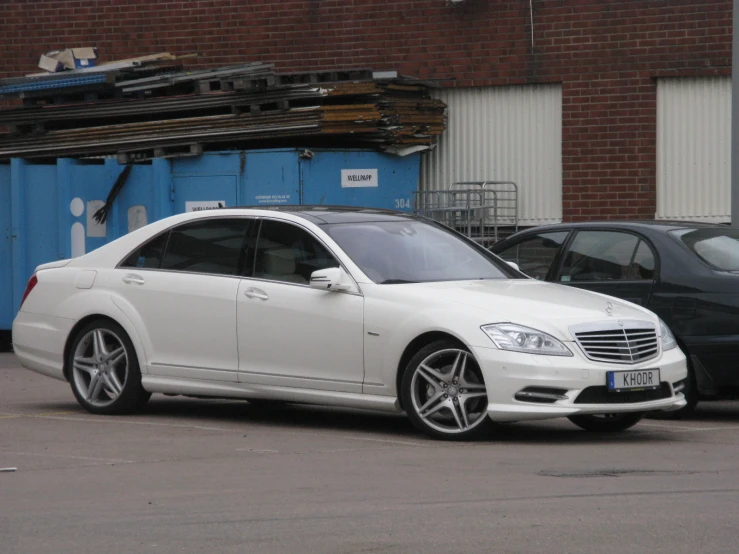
471;344;688;422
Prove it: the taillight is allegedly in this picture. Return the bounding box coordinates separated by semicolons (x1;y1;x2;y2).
20;274;38;308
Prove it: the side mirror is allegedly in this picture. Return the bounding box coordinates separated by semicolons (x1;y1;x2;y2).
506;261;520;272
310;267;351;292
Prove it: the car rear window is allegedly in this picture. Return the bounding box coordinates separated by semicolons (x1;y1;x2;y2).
670;228;739;271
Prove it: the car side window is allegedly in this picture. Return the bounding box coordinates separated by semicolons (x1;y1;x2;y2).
560;231;641;282
251;220;339;285
627;240;656;280
159;219;251;276
496;232;569;280
120;232;169;269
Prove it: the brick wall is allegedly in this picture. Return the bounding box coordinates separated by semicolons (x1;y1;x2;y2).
0;0;732;221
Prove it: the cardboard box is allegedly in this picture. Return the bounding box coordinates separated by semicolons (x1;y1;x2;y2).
38;47;98;72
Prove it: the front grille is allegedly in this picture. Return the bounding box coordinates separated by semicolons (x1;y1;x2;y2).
574;383;672;404
572;321;659;364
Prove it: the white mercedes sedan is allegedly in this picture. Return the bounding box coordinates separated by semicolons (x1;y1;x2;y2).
13;207;688;440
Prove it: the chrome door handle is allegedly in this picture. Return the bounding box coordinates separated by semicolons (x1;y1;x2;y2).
244;288;268;300
122;274;145;285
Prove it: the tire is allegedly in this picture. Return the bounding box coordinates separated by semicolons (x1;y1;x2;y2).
401;339;493;441
567;412;644;432
67;319;149;415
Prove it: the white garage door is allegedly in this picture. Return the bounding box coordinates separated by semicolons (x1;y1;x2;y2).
657;77;731;223
420;84;562;226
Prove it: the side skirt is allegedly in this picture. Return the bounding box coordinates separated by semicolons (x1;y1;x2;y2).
141;375;402;413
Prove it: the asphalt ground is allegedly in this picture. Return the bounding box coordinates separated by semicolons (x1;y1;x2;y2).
2;352;739;554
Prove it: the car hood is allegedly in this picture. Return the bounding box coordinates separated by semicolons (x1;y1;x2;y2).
399;279;655;341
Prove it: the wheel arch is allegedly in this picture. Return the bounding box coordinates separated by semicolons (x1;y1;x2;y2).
62;314;145;382
395;331;467;411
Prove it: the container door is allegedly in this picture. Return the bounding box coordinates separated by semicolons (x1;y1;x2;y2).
172;175;239;214
300;150;420;211
242;150;301;207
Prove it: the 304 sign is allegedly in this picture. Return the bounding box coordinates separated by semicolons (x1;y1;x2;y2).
394;198;411;209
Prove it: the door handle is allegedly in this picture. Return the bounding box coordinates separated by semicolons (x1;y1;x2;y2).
122;274;145;285
244;288;268;300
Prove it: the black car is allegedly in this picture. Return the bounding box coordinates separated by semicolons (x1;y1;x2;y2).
492;221;739;415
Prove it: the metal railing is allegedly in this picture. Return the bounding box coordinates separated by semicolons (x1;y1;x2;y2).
413;181;518;244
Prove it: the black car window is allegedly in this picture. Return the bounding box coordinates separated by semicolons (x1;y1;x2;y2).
120;232;169;269
495;231;569;280
159;219;251;276
627;240;656;280
251;220;339;285
671;228;739;271
560;231;640;282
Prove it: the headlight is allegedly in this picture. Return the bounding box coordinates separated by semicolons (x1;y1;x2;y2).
659;319;677;351
481;323;573;357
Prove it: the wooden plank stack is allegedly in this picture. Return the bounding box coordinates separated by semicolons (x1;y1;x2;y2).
0;55;446;160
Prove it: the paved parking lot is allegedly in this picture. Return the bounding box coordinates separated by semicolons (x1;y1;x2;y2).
2;352;739;553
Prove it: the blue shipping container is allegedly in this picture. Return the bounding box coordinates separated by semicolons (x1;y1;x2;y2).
0;148;420;334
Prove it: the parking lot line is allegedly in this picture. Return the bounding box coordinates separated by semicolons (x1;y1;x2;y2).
640;422;739;432
1;450;134;464
16;413;436;448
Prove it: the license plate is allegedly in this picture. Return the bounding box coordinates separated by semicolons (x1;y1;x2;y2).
607;369;660;392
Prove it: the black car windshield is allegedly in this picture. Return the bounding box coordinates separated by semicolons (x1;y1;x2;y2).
670;228;739;271
323;220;509;283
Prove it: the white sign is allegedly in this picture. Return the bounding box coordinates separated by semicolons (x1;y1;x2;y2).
186;200;226;212
341;169;378;188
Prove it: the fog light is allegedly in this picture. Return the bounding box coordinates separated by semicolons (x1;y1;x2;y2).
515;387;569;404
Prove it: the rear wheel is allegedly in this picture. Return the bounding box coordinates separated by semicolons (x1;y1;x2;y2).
68;320;149;415
401;340;493;441
567;412;644;432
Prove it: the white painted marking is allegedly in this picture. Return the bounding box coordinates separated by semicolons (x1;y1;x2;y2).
127;205;148;232
640;423;739;432
2;451;132;464
71;222;85;257
69;197;84;217
36;415;229;433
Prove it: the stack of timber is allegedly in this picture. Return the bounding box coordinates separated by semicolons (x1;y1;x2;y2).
0;56;446;160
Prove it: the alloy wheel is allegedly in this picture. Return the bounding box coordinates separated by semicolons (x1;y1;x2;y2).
72;328;129;408
409;348;488;435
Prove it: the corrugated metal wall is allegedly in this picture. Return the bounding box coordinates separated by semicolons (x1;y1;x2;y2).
657;77;731;223
420;85;563;226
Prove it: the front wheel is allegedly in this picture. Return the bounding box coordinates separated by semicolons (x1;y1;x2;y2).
68;319;149;415
567;412;644;432
401;340;493;441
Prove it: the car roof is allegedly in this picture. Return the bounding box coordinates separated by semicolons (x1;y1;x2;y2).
228;205;420;224
511;220;724;234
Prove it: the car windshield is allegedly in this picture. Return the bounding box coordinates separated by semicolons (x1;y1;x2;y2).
670;227;739;271
323;220;510;283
